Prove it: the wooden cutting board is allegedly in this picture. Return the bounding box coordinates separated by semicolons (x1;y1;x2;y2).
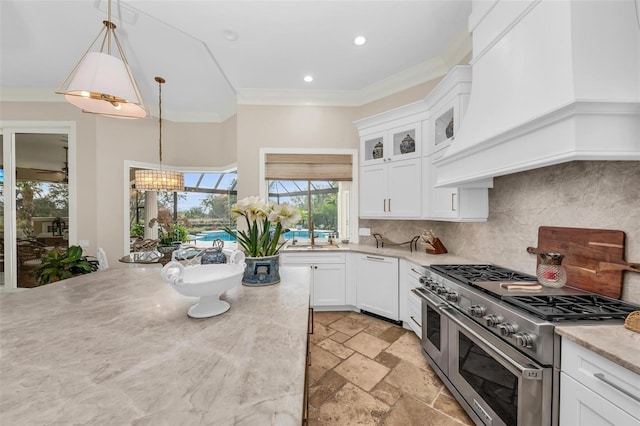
527;226;640;299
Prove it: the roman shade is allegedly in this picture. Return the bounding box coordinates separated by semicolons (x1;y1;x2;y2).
265;153;353;181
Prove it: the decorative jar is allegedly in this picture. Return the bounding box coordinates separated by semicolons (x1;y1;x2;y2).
201;239;227;265
399;134;415;154
536;252;567;288
445;118;454;139
372;141;383;159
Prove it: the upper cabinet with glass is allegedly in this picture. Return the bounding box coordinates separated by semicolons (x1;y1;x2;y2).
424;66;472;156
355;102;428;166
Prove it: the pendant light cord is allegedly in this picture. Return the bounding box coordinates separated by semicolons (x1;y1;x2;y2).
107;0;112;55
158;79;163;165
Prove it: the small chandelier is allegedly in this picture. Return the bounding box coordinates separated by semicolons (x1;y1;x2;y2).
134;77;184;192
55;0;145;119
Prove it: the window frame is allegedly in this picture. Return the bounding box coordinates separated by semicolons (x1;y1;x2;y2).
123;161;237;255
259;148;358;242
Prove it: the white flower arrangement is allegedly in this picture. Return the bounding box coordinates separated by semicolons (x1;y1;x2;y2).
223;196;301;257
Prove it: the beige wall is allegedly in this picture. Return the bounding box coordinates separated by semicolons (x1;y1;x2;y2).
360;161;640;304
235;104;361;198
1;101;235;266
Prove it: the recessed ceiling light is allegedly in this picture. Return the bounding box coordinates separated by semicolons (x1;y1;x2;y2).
354;36;367;46
304;75;314;83
223;30;239;41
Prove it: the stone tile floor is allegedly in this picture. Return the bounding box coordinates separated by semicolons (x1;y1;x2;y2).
308;311;474;426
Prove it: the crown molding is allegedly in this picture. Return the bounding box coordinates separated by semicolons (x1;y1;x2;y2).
0;87;236;123
441;28;473;68
237;88;362;107
1;87;62;102
238;56;451;108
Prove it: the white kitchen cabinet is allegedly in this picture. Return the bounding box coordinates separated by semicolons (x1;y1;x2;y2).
281;252;347;308
360;122;422;166
399;259;425;337
560;338;640;426
355;103;428;220
423;66;472;156
311;263;346;306
421;154;489;221
355;254;399;321
360;157;421;218
420;65;490;222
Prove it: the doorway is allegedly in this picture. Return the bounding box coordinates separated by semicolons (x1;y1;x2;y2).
0;123;76;290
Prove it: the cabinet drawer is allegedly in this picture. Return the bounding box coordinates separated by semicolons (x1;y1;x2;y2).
407;262;426;284
560;373;640;426
562;338;640;419
406;291;422;336
281;252;346;265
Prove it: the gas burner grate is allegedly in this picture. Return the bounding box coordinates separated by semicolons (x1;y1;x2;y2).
430;264;538;284
502;294;640;321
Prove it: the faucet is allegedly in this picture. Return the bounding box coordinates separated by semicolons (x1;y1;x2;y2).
309;221;315;246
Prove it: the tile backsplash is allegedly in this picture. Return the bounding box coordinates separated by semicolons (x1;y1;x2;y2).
360;161;640;303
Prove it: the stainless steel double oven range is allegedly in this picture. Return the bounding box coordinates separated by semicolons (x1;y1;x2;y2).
412;264;639;426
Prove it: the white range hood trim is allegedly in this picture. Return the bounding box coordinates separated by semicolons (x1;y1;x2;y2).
434;100;640;187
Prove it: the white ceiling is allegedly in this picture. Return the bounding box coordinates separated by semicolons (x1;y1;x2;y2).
0;0;472;122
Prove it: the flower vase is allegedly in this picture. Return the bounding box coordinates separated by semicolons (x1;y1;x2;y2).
242;254;280;286
157;242;181;263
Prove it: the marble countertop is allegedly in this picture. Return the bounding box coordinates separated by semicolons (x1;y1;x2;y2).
0;266;311;425
282;242;477;266
555;325;640;375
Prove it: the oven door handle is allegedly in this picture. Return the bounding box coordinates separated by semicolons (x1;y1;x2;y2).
440;306;544;380
411;288;448;308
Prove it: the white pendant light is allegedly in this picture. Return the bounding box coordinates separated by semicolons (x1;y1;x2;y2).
56;0;145;119
134;77;184;192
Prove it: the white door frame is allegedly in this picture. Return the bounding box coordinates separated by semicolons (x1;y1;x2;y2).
0;121;77;290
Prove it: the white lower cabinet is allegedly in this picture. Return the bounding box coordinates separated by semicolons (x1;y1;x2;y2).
281;252;346;308
399;259;425;337
311;263;346;306
355;254;399;320
560;338;640;426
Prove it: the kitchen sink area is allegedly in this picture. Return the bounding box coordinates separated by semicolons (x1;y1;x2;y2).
284;243;341;251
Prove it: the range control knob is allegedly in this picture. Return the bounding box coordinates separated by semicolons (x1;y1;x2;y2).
498;322;518;337
469;305;486;317
483;314;504;328
429;283;439;291
446;291;459;302
419;276;429;285
514;332;536;348
436;286;448;295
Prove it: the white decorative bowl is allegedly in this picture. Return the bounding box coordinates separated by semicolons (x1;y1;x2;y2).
161;251;245;318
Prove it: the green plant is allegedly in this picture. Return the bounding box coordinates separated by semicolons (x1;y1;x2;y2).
34;245;98;285
223;196;301;257
148;209;191;245
130;221;144;237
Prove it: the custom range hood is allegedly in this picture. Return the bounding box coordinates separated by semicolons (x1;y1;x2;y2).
435;0;640;187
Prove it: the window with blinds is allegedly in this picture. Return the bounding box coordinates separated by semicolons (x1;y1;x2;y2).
264;153;353;181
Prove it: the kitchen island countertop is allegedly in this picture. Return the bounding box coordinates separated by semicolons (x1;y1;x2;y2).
0;266;311;425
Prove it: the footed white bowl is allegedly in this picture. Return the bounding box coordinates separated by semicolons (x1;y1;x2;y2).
161;251;245;318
